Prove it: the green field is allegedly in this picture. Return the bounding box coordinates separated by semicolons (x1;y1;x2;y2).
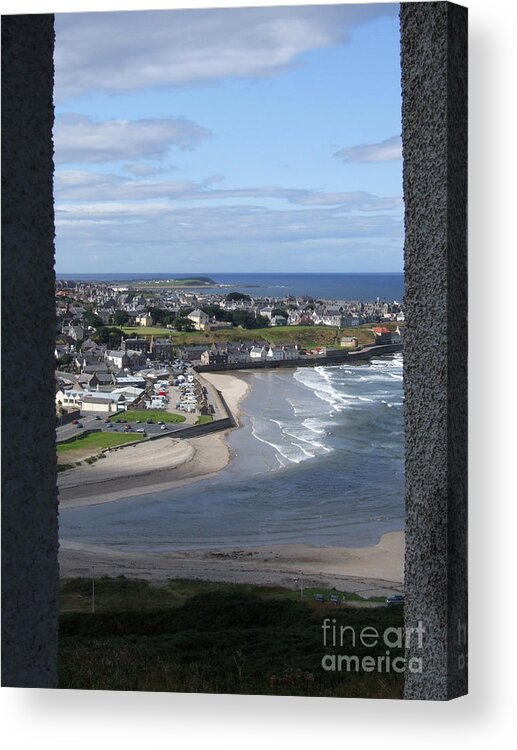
195;415;213;425
121;325;344;348
58;578;404;697
57;431;145;453
109;409;186;423
119;323;402;349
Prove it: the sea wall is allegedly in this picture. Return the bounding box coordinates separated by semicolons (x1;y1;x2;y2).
194;343;402;373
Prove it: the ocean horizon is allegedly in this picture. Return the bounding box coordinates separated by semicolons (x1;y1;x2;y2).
56;272;404;302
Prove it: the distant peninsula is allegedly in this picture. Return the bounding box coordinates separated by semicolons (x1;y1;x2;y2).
130;277;217;289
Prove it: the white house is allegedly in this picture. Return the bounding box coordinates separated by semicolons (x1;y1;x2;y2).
81;392;126;414
250;346;267;360
187;308;210;331
136;312;153;327
56;388;83;409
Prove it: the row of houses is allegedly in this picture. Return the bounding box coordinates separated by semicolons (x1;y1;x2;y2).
177;341;301;366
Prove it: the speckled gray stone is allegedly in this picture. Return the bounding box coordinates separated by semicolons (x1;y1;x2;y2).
1;14;58;687
401;2;468;700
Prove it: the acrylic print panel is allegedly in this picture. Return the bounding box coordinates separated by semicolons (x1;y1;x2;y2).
53;3;406;698
1;1;467;700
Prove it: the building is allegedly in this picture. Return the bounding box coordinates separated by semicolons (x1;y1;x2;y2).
187;308;210;331
80;391;127;414
136;312;153;327
122;337;149;354
151;338;174;361
250;345;267;360
266;345;285;360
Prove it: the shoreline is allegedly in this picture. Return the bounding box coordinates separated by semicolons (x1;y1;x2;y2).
58;372;250;509
59;530;404;597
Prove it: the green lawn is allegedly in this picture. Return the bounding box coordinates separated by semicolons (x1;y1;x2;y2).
195;415;213;425
57;432;145;453
110;409;185;423
120;325;342;348
119;323;402;349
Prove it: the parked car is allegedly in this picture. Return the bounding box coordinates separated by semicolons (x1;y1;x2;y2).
386;595;405;606
146;419;154;424
94;415;101;420
72;419;79;425
136;428;146;434
76;423;83;429
160;425;167;431
329;594;340;605
313;594;324;602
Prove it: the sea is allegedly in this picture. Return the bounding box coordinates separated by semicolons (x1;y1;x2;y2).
59;273;405;550
56;272;404;303
60;355;405;552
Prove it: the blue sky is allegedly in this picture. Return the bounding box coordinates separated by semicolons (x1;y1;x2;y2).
53;4;402;274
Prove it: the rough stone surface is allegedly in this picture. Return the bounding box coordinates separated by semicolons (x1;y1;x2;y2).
401;2;468;700
1;15;58;687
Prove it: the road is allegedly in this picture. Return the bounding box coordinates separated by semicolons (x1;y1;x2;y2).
56;414;188;442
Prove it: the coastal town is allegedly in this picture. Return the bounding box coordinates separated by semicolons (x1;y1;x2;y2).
55;277;404;432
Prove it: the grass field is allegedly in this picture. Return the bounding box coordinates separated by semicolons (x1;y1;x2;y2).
58;578;404;697
195;415;213;425
121;325;343;348
57;431;145;453
119;323;402;349
109;409;186;423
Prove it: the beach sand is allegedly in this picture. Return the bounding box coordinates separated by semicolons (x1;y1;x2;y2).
59;530;404;597
58;371;403;594
58;372;250;509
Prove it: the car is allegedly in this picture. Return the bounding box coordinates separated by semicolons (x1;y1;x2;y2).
136;428;146;434
313;594;324;603
386;595;405;606
106;423;113;428
329;594;340;604
146;419;154;424
72;419;79;425
157;421;164;425
94;415;101;420
115;419;122;423
104;418;110;423
135;420;141;424
160;425;167;431
76;423;83;429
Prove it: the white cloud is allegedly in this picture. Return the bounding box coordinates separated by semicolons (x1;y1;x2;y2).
334;135;402;164
123;163;171;177
55;168;402;212
55;5;398;100
55;200;402;273
53;114;212;164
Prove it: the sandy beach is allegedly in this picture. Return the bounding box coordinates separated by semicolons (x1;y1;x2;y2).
59;530;404;597
58;371;404;594
58;372;250;509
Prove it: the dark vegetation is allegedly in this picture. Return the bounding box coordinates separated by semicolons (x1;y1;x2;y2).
59;578;404;697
